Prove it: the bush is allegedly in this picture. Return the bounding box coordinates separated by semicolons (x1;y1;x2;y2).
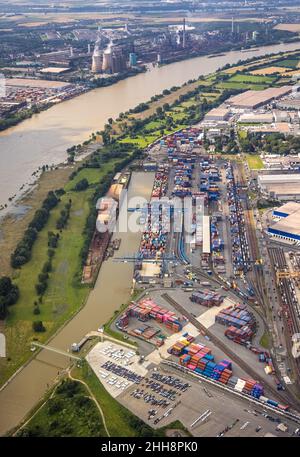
48;398;63;415
35;282;47;296
0;276;19;319
32;321;46;332
74;178;89;192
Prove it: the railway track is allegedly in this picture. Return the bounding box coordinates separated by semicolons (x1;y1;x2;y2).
161;293;300;410
233;161;267;314
269;247;300;335
268;247;300;384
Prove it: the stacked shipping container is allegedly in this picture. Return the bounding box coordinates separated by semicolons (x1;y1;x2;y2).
190;289;224;307
215;303;256;344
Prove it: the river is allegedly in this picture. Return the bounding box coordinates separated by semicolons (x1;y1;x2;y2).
1;41;300;211
1;41;300;435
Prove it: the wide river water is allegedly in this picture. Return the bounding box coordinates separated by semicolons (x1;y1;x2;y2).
1;41;300;210
1;41;300;435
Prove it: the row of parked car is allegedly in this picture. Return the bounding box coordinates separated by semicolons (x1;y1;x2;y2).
151;372;190;392
130;388;171;408
101;361;143;384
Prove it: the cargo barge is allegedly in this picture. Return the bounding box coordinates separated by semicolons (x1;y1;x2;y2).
208;53;226;58
82;171;131;283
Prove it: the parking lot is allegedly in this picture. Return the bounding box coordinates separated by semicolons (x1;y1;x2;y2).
118;368;191;426
118;365;298;437
86;342;148;398
86;340;299;436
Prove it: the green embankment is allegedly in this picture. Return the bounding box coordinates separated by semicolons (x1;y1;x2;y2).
0;163;120;385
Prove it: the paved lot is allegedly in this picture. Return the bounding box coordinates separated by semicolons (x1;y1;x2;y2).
118;365;297;437
86;342;147;398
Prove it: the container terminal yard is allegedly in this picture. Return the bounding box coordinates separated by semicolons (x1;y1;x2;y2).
74;125;300;437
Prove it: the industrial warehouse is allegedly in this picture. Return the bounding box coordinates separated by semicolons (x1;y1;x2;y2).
268;202;300;243
258;173;300;201
227;86;293;109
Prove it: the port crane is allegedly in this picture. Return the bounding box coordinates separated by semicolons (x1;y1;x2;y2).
276;271;300;281
113;253;178;275
113;253;178;264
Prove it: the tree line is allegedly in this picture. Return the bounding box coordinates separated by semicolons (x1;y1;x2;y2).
11;190;63;268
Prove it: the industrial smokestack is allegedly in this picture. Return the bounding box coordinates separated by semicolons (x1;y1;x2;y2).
183;18;186;48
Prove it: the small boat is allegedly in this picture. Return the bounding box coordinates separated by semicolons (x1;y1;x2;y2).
208;53;226;59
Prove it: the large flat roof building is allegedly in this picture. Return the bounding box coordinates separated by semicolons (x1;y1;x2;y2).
202;215;211;254
228;86;293;109
258;173;300;201
204;107;231;122
238;112;274;124
268;202;300;242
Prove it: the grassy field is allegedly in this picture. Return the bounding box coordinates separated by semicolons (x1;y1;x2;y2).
0;163;120;386
64;166;116;191
228;73;275;84
216;82;268;91
18;379;106;437
260;332;270;349
275;59;299;69
246;154;264;170
238;130;248;140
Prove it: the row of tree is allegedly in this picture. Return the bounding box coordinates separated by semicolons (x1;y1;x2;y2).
11;191;61;268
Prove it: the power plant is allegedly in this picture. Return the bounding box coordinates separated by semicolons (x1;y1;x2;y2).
91;37;102;73
183;18;186;49
102;44;113;72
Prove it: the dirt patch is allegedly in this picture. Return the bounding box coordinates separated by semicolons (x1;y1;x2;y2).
52;303;69;317
165;429;190;437
73;209;84;217
56;260;69;275
251;66;289;75
275;23;300;33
